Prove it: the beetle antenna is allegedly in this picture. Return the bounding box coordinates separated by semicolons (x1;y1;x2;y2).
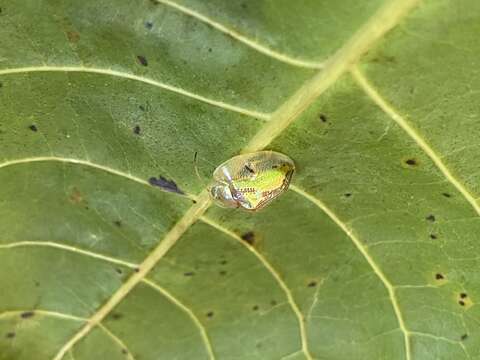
194;152;208;187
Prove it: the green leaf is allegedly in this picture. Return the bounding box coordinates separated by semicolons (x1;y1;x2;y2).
0;0;477;359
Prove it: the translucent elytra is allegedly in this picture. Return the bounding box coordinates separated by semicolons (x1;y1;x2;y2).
209;151;295;211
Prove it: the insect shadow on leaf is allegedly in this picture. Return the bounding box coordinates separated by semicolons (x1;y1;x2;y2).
149;176;184;195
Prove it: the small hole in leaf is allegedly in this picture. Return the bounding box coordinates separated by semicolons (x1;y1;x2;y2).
29;124;38;132
460;293;468;299
442;192;451;198
426;214;436;222
435;273;444;280
459;300;466;306
430;234;437;240
319;114;328;123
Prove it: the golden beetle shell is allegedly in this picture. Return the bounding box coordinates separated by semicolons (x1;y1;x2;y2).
209;151;295;211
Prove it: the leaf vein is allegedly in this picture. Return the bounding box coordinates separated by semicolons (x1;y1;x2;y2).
290;185;411;360
0;67;270;120
0;241;139;269
155;0;324;69
142;278;215;360
351;67;480;218
199;216;312;359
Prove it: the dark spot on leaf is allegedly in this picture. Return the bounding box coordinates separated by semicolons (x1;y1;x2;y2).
206;311;214;318
319;114;328;123
115;268;123;275
270;300;277;306
139;105;145;111
114;220;122;227
0;82;3;88
459;300;466;306
183;272;195;277
133;125;141;135
405;158;418;166
29;124;38;132
66;31;80;43
35;281;40;287
430;234;437;240
112;313;123;320
219;260;228;265
219;270;227;276
461;334;468;341
6;332;15;339
442;192;451;198
192;199;197;204
241;3;248;9
252;305;259;311
134;268;140;273
149;176;184;195
435;273;444;280
145;21;153;30
344;193;352;198
21;311;34;319
122;349;128;355
208;48;212;52
308;281;317;288
241;231;255;246
460;293;468;299
426;214;436;222
136;55;148;66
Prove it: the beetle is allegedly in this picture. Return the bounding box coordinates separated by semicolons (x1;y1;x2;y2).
209;151;295;211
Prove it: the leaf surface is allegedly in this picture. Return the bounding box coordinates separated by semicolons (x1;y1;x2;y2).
0;0;478;359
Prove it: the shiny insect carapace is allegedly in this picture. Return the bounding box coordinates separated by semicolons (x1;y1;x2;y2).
209;151;295;211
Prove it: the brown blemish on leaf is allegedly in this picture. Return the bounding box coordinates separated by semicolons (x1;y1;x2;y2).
403;158;419;167
66;31;80;43
240;231;255;246
69;187;84;205
111;313;123;320
136;55;148;66
20;311;35;319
